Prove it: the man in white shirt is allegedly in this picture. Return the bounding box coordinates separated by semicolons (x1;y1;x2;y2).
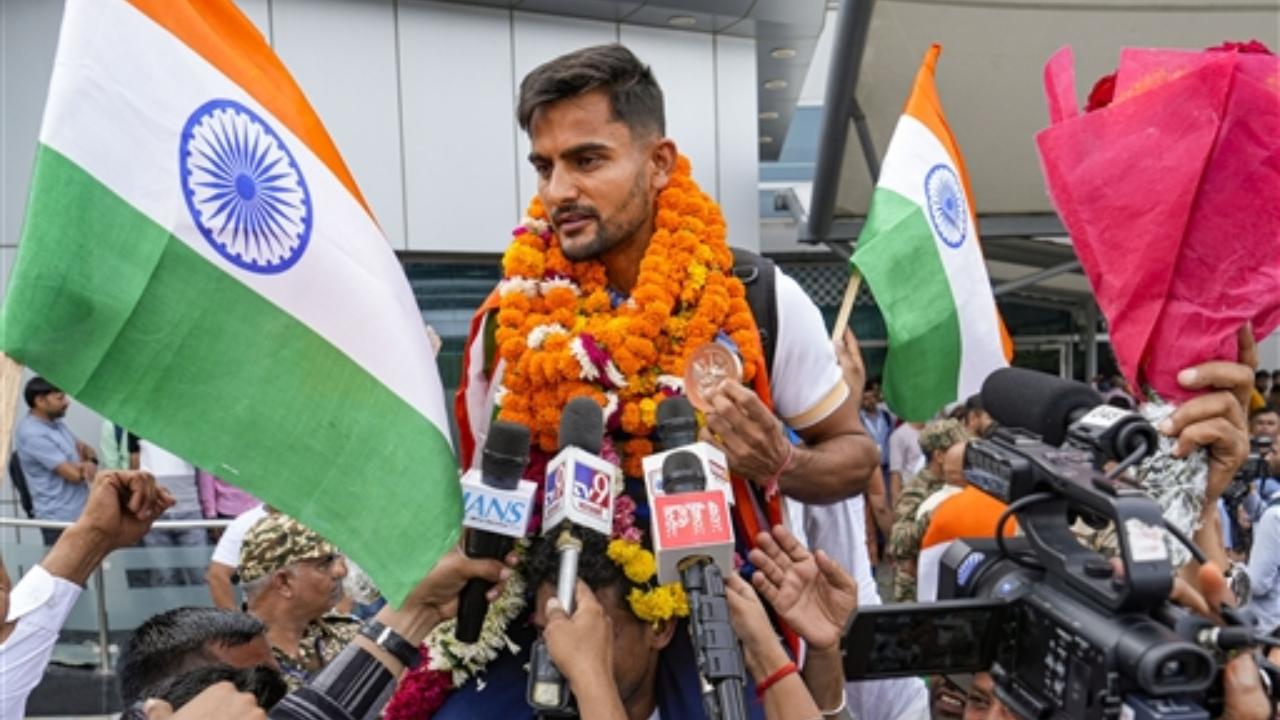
206;503;269;609
0;470;173;718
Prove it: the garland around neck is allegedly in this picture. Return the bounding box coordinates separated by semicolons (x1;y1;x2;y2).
494;155;763;477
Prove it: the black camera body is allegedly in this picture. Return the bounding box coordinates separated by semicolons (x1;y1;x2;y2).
841;368;1272;720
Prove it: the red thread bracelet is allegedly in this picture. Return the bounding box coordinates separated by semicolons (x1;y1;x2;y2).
755;661;798;699
764;443;795;500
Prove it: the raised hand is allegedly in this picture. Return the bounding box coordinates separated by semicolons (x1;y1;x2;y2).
748;525;857;651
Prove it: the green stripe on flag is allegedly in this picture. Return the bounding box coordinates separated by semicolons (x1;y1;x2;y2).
2;146;461;604
853;188;962;421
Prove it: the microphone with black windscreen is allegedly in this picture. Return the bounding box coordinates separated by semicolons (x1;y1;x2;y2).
981;366;1158;462
455;421;534;643
527;397;617;716
658;450;746;720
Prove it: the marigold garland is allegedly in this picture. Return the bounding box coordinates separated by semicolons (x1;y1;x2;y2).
607;538;689;623
493;155;763;474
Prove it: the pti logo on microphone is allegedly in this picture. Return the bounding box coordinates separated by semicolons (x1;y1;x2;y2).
653;492;733;549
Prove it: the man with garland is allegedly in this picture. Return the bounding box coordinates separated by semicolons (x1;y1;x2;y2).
436;43;929;719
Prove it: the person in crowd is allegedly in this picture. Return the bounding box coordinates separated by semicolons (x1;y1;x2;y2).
858;371;894;483
916;442;1017;601
118;607;277;708
1;469;173;717
137;440;206;551
887;420;924;503
1254;369;1271;399
729;524;858;719
99;421;140;470
14;376;99;545
198;469;261;525
238;513;358;691
930;675;968;719
962;395;993;438
962;673;1016;720
130;545;517;719
1246;478;1280;634
207;503;271;609
888;419;969;602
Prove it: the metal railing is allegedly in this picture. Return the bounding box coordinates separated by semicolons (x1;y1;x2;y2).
0;516;233;674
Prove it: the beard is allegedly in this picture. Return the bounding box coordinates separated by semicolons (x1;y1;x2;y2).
554;173;651;261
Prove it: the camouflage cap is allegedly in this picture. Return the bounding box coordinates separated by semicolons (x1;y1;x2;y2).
238;513;338;584
918;418;969;455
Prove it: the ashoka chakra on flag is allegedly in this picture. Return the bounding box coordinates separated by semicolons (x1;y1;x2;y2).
180;98;312;273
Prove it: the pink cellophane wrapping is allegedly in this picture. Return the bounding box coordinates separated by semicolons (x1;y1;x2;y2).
1036;47;1280;400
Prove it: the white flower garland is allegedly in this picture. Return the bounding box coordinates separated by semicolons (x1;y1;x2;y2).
424;548;528;689
526;323;568;350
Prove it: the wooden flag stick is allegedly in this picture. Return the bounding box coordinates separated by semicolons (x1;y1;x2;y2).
830;267;863;343
0;353;24;466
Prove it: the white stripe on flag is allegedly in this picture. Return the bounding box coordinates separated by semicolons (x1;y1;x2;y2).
874;116;1005;395
41;0;449;437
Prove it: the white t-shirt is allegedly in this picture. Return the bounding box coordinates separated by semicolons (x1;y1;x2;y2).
888;424;923;477
210;504;268;568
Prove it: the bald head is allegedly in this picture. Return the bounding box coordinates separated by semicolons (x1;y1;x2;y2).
943;442;968;486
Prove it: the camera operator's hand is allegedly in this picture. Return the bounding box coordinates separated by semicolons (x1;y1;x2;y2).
542;580;627;720
748;525;858;652
1169;562;1273;719
1159;324;1257;505
41;470;174;587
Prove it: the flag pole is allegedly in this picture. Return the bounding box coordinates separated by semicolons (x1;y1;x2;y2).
0;353;24;465
830;267;863;343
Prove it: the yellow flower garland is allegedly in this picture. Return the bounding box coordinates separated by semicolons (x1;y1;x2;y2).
608;538;689;623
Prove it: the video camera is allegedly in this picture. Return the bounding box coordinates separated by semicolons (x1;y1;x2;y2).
842;368;1279;719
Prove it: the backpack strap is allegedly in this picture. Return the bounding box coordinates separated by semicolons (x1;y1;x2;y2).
730;247;778;376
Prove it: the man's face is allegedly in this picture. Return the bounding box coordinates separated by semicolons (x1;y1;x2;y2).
930;674;967;719
861;387;880;413
36;391;69;419
964;673;1016;720
1252;411;1280;441
284;553;347;620
1257;375;1270;394
531;581;670;706
208;634;279;671
528;90;662;262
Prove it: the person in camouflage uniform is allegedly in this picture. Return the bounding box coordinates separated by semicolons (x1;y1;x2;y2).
239;512;358;691
888;418;969;602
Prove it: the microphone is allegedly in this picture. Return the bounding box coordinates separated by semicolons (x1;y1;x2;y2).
642;396;733;507
982;367;1158;462
455;421;534;643
656;450;746;720
528;397;617;715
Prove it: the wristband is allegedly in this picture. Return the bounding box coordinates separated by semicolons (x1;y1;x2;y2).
359;620;422;669
755;660;798;699
820;691;849;718
764;443;796;500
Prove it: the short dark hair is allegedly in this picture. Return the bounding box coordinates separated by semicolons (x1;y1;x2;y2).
524;524;637;612
23;376;59;408
964;394;984;414
1251;404;1280;421
118;607;266;705
144;664;286;711
517;44;664;138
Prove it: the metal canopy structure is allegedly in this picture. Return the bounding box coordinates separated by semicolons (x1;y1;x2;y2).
799;0;1277;311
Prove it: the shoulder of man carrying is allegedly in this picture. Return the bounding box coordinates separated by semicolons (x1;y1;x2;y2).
239;513;337;584
918;418;969;455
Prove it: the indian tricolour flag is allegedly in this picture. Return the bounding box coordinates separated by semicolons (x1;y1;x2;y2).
853;44;1012;422
1;0;459;604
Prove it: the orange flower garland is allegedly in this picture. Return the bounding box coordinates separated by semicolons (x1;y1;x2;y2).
494;156;762;476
